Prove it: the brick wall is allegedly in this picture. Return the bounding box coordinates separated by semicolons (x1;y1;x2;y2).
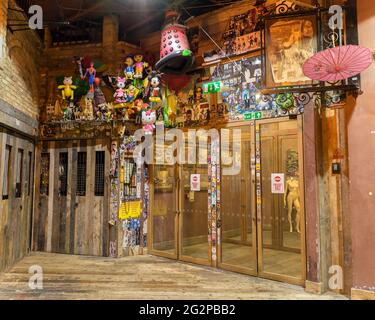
0;0;42;123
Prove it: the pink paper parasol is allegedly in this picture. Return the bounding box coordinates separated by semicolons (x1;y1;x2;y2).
303;45;373;82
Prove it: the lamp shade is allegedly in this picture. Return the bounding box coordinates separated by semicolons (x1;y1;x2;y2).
155;10;195;74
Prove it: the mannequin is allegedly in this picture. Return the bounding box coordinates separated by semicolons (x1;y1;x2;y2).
284;175;301;233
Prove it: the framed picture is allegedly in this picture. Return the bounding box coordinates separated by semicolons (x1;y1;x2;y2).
265;14;318;88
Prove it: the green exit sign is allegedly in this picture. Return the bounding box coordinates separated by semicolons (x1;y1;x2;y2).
203;81;221;94
244;112;263;120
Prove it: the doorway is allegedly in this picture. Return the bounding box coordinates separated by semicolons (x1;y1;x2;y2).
149;118;306;285
149;140;211;266
218;117;306;285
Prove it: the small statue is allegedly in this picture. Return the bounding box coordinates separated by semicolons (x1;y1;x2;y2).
58;77;77;101
142;109;156;135
114;77;127;104
126;85;139;104
124;55;135;81
82;62;97;93
134;54;148;79
146;71;162;103
93;77;106;113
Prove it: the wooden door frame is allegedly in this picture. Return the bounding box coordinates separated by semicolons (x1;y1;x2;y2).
255;116;307;286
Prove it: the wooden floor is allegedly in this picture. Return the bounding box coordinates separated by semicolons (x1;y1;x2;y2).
0;252;347;300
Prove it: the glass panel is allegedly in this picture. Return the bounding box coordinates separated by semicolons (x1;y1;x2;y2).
260;121;302;279
94;151;105;196
15;149;23;198
181;149;209;261
59;152;68;196
152;164;176;254
220;126;255;271
76;152;87;196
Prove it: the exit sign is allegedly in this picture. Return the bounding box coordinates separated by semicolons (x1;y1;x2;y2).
244;112;263;120
203;81;221;94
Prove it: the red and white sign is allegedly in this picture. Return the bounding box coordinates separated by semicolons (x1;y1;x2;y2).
271;173;285;194
190;174;201;192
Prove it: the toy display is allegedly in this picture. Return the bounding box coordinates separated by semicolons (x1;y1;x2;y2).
82;62;97;93
156;10;194;74
142;109;156;135
134;54;148;79
58;77;77;101
124;55;135;81
146;71;162;103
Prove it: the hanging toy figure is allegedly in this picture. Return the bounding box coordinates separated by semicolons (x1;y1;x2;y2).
82;62;96;93
134;54;148;79
124;55;135;81
147;71;162;103
142;109;156;135
134;99;147;125
126;85;139;104
58;76;77;101
114;77;127;104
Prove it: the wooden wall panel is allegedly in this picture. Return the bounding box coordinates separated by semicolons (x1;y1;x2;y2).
0;130;35;272
32;139;111;257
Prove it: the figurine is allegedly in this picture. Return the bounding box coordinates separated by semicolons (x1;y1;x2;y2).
126;85;139;104
114;77;127;104
134;99;147;125
58;77;77;101
142;109;156;135
124;55;135;81
134;54;148;79
82;62;96;93
147;71;162;103
93;77;106;113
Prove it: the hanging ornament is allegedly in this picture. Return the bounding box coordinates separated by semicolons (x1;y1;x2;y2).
156;9;195;74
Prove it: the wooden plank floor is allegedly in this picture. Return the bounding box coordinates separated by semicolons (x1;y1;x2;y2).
0;252;347;300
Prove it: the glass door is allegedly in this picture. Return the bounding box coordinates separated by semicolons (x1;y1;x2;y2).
218;125;257;275
150;164;178;259
179;143;210;266
257;118;306;285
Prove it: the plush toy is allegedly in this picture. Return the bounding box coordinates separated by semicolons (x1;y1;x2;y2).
147;71;162;103
142;109;156;135
114;77;127;104
58;77;77;101
124;55;135;81
134;99;147;125
82;62;96;93
134;54;148;79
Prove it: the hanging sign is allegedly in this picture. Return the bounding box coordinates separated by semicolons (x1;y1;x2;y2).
203;81;222;94
119;201;141;220
190;174;201;191
244;111;263;121
271;173;285;194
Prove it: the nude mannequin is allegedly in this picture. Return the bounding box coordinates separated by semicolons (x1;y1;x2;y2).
284;176;301;233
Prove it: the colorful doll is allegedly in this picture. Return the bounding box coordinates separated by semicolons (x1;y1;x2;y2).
126;85;139;104
82;62;96;93
134;99;147;125
134;54;148;79
142;109;156;135
124;55;135;81
58;77;77;101
114;77;127;104
147;71;162;103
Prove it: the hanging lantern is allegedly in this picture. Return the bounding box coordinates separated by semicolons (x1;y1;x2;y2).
155;10;195;75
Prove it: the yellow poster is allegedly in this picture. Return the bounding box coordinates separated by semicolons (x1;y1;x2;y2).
119;201;141;220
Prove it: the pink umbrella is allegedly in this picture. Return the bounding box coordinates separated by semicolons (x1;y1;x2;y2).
303;45;373;82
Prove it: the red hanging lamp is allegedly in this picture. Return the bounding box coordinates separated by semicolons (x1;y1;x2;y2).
155;9;195;75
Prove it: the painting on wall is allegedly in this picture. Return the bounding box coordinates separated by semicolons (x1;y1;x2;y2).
265;15;317;88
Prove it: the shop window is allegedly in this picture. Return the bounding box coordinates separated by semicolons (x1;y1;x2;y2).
40;153;50;196
15;149;23;198
28;152;32;196
94;151;105;196
59;152;68;196
76;152;87;196
2;145;11;200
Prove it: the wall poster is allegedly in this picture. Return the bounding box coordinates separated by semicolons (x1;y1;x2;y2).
265;15;318;88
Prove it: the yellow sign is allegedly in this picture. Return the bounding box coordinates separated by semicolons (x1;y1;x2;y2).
119;201;141;220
